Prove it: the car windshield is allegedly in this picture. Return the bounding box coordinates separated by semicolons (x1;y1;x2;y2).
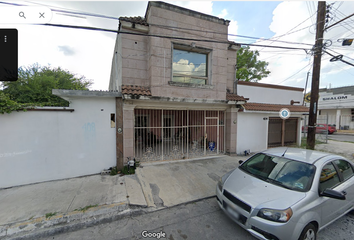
239;153;316;192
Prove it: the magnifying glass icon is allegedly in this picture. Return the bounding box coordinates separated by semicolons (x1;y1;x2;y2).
19;11;26;19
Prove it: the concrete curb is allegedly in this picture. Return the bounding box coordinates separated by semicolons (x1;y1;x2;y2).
1;195;218;240
1;202;129;240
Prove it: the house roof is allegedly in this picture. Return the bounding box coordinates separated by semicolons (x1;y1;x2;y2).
146;1;230;26
240;102;309;113
226;93;249;102
122;85;248;103
52;89;122;98
119;16;149;26
238;81;304;92
121;85;152;96
319;85;354;95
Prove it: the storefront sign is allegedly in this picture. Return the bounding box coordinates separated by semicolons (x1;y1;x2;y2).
322;96;348;101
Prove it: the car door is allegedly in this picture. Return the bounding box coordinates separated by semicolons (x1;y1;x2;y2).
319;160;354;226
333;159;354;211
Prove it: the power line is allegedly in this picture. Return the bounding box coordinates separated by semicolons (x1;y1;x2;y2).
327;48;354;62
37;23;312;51
276;60;313;85
256;9;319;53
0;1;317;48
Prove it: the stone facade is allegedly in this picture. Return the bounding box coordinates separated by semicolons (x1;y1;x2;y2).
109;1;245;163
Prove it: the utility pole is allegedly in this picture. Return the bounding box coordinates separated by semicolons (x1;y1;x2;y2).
307;1;326;150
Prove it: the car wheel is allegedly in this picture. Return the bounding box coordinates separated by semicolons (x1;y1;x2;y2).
298;223;317;240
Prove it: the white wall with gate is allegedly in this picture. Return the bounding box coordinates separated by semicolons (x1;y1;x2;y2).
0;97;116;188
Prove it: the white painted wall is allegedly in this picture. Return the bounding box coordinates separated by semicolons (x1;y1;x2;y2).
0;97;116;188
237;112;303;154
319;92;354;109
238;85;303;104
236;113;268;154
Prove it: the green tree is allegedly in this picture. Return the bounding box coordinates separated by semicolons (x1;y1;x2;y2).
236;46;271;82
0;64;92;113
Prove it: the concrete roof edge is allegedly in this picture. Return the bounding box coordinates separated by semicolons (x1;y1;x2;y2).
146;1;230;26
52;89;122;98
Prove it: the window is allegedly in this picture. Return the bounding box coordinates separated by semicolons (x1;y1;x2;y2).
334;159;354;181
319;162;340;192
172;44;210;85
239;153;315;192
351;109;354;122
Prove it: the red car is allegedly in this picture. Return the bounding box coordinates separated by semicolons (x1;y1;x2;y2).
302;124;337;134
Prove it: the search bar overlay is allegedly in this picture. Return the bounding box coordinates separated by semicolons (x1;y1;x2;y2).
0;6;52;24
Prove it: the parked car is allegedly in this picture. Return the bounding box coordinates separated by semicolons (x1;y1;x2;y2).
302;124;337;134
216;147;354;240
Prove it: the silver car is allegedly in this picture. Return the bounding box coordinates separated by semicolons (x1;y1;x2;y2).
216;147;354;240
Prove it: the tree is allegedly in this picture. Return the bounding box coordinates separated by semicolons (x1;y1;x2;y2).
0;63;92;113
236;46;271;82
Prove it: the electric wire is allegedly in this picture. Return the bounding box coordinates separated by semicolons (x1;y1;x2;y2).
275;60;313;85
0;1;316;48
36;23;312;51
326;48;354;62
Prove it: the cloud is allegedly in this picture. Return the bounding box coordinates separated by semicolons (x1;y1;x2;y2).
173;59;195;75
218;9;228;19
173;59;206;77
194;63;206;76
252;1;354;89
58;46;75;56
5;1;149;90
228;20;239;42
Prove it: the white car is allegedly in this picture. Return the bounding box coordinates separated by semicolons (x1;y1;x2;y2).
216;147;354;240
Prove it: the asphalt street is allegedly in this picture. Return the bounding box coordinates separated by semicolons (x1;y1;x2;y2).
328;134;354;143
40;198;354;240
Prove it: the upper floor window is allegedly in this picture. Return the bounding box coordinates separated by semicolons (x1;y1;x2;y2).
172;43;211;85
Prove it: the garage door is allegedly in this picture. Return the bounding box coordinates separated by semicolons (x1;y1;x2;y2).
268;118;298;147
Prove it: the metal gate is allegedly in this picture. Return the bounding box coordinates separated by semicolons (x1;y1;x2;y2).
134;109;225;162
268;117;298;147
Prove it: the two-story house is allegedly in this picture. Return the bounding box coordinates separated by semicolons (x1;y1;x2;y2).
109;1;309;166
109;1;249;164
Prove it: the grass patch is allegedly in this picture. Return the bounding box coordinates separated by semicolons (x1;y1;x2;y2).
110;166;118;176
299;137;326;149
45;212;57;219
110;162;140;176
74;204;98;213
121;165;135;175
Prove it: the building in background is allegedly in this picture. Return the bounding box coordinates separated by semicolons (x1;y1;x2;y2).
317;85;354;130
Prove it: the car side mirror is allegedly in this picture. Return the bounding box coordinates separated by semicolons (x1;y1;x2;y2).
320;189;346;200
239;160;243;165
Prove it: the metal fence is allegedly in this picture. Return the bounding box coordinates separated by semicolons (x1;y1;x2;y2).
134;109;225;162
302;114;329;144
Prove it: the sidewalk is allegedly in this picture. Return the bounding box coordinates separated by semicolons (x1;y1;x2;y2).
315;140;354;160
336;130;354;135
2;140;353;240
0;155;248;240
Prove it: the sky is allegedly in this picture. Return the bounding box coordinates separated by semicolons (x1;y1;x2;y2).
1;1;354;92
